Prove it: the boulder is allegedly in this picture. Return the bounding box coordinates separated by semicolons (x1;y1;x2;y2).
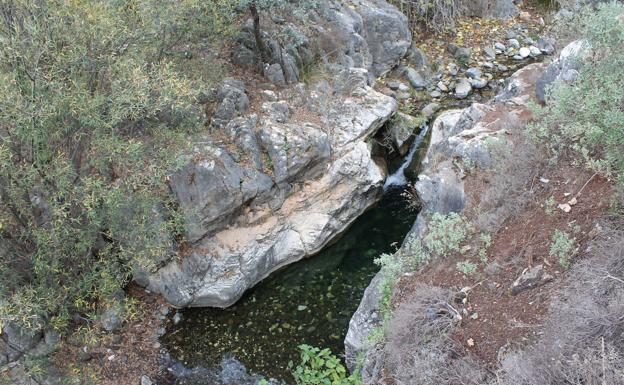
536;40;591;103
144;69;396;307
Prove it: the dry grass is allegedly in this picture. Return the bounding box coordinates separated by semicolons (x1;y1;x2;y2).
497;223;624;385
473;137;545;232
384;285;487;385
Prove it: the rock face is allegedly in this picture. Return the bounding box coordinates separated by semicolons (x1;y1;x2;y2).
236;0;411;86
345;62;549;384
142;68;396;308
536;40;591;103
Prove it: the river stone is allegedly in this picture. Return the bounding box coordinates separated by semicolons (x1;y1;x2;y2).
466;67;482;79
519;47;531;58
405;67;428;89
455;79;472;99
470;78;488;89
495;42;506;51
529;45;542;57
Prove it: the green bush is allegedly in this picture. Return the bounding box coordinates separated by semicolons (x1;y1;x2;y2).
531;3;624;185
289;345;362;385
0;0;236;334
550;230;577;268
424;212;472;258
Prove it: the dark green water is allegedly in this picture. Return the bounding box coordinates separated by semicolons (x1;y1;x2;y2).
162;187;418;381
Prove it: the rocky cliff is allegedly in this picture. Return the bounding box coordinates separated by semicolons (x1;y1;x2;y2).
137;0;412;308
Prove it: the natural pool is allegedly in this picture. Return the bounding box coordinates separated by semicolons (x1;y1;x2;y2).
162;186;419;382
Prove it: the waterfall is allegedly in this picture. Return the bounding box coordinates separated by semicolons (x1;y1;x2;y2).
383;124;429;190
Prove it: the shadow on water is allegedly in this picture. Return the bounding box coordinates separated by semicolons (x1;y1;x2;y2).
162;186;419;382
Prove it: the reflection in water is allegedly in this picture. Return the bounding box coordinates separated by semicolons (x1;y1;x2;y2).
163;187;418;382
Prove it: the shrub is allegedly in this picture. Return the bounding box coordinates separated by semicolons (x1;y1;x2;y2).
498;224;624;384
531;3;624;185
424;212;471;258
549;230;577;268
456;261;477;276
384;284;486;385
289;344;362;385
0;0;236;334
389;0;466;32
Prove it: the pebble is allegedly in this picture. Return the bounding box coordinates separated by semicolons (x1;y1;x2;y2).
482;62;494;69
483;47;496;59
508;39;520;49
386;81;401;90
497;64;509;72
513;55;523;61
494;42;506;51
519;47;531;58
466;67;482;79
529;46;542;57
430;90;442;98
470;78;488;89
398;83;410;92
437;81;448;92
448;63;459;76
141;375;154;385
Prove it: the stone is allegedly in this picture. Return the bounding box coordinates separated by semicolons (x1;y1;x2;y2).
404;67;428;89
263;63;286;87
422;102;441;119
513;54;523;61
430;90;442;98
536;40;591;104
448;63;459;76
406;44;428;69
387;112;422;155
466;67;482;79
141;375;153;385
455;79;472;99
497;64;509;72
529;45;542;57
483;47;496;59
454;47;471;61
519;47;531;58
386;81;401;90
398;83;409;92
510;265;553;295
470;78;488;89
495;42;506;51
508;38;520;49
210;79;250;129
537;37;556;55
437;81;448;92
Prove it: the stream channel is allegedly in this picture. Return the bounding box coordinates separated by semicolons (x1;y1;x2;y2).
162;129;427;382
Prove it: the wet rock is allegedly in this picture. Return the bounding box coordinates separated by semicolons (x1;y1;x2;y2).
388;112;422;155
510;265;553;295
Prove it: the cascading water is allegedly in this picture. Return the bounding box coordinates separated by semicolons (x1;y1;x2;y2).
383;124;429;190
